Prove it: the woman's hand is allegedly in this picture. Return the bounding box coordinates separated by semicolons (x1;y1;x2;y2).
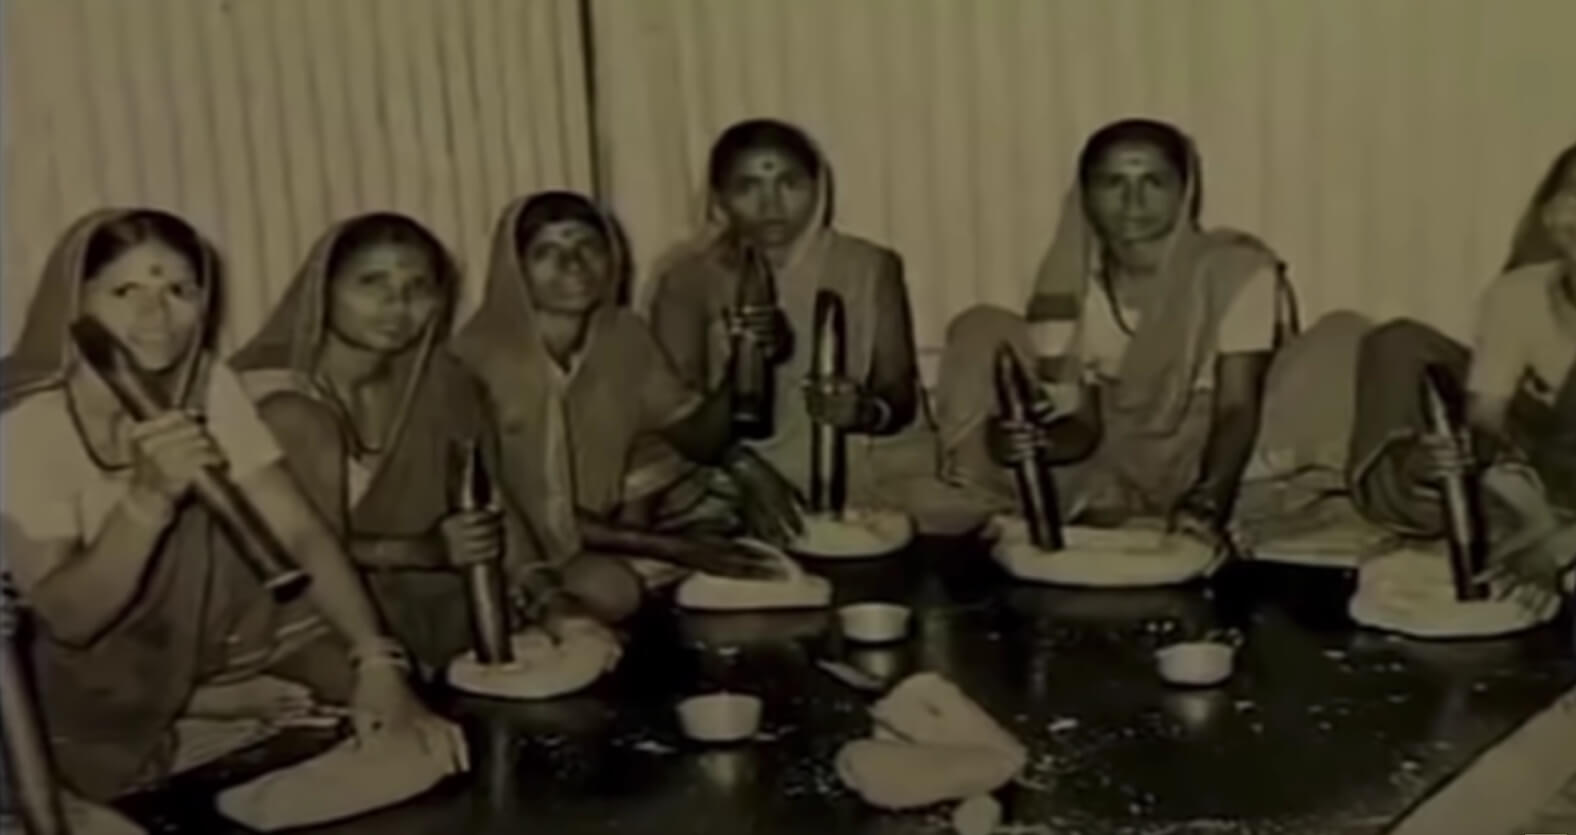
725;306;788;359
678;537;791;581
986;397;1058;466
804;376;867;431
438;508;504;568
1407;431;1476;485
725;448;805;545
349;660;469;770
1168;491;1241;557
128;410;226;503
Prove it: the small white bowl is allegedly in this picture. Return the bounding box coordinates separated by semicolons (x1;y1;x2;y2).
676;692;763;743
1155;641;1236;687
838;602;913;644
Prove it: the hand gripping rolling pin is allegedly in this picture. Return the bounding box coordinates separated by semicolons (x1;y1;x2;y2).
993;345;1065;551
809;290;848;517
1421;364;1488;602
728;246;779;440
0;576;68;835
69;317;309;601
458;439;514;665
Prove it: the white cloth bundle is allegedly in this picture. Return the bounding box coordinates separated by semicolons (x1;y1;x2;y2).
675;540;832;611
447;618;623;701
989;515;1220;587
835;672;1025;811
215;725;465;831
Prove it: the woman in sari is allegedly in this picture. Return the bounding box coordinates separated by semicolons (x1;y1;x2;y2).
0;209;462;802
454;191;796;602
1349;142;1576;587
231;212;609;667
649;119;936;512
937;118;1371;547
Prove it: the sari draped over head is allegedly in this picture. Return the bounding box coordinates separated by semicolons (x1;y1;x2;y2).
230;215;524;664
452;194;705;566
0;210;295;800
1011;133;1292;513
1349;145;1576;529
651;134;934;503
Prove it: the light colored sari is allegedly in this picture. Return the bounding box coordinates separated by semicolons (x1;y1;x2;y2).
936;129;1374;544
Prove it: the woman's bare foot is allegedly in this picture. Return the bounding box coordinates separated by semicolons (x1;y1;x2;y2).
186;675;317;722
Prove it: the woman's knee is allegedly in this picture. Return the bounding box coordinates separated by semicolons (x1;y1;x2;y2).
561;555;643;624
944;305;1026;348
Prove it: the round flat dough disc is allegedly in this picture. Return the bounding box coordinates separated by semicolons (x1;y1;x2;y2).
447;622;621;701
989;515;1221;588
1348;549;1560;640
676;539;834;611
790;508;915;560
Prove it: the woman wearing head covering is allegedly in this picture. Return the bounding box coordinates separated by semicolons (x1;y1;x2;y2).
1349;142;1576;587
454;191;795;600
231;212;588;666
648;119;936;512
937;118;1371;546
0;209;461;802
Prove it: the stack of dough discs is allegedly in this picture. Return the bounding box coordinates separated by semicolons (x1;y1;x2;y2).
447;620;622;701
790;508;916;559
676;539;832;611
989;515;1220;588
1348;548;1561;639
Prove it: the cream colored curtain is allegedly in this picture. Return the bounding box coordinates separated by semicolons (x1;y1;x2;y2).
2;0;593;350
591;0;1576;382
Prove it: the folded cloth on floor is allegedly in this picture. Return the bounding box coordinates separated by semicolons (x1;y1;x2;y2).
447;618;622;701
215;725;465;830
676;540;832;611
835;672;1025;811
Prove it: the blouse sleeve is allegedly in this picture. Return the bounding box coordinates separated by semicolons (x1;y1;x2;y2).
1216;266;1280;354
1464;277;1527;405
0;402;83;593
648;266;713;390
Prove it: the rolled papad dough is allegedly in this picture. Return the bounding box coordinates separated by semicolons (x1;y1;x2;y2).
447;620;622;700
791;508;915;559
1348;548;1562;639
989;515;1220;587
215;727;462;831
676;539;832;611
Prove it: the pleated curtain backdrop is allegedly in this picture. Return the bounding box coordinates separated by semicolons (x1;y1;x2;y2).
590;0;1576;383
2;0;593;350
5;0;1575;372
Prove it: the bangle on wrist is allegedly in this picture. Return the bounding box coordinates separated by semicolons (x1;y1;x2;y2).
349;636;411;673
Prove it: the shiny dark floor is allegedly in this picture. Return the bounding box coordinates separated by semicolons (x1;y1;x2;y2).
124;537;1576;834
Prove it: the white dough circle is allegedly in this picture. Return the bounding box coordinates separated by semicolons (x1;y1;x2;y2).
1348;548;1561;639
988;515;1221;588
790;508;915;559
446;620;622;701
676;540;833;611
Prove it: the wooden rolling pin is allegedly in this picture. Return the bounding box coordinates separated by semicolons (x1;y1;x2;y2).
993;345;1065;551
1421;364;1487;602
809;290;848;517
458;439;513;665
729;246;778;440
0;576;68;835
70;317;309;602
